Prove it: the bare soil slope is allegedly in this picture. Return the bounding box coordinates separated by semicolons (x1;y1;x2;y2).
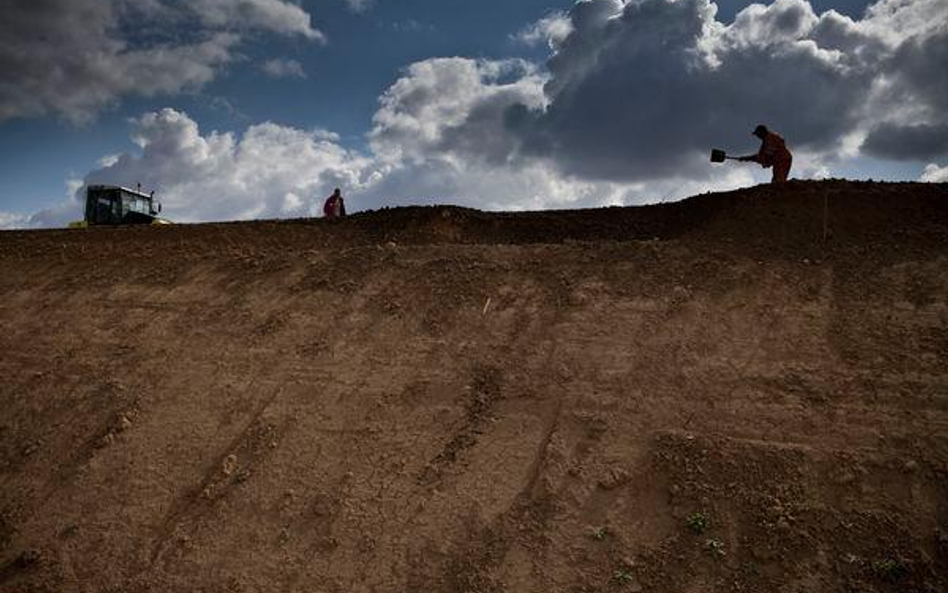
1;180;947;593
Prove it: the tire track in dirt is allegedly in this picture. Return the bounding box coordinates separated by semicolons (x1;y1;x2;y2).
417;363;504;488
0;372;143;535
419;283;571;592
438;379;566;593
147;379;287;567
415;272;571;494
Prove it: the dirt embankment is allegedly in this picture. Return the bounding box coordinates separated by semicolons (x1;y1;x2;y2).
1;180;947;592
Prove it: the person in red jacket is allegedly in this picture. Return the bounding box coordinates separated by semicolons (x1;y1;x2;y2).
739;124;793;183
323;188;346;219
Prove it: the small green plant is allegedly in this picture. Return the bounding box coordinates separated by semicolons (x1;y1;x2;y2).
59;524;80;539
686;512;710;534
871;558;907;582
705;538;726;558
591;526;609;541
613;569;635;584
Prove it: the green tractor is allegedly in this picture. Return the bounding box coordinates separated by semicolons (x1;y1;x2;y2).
71;185;170;228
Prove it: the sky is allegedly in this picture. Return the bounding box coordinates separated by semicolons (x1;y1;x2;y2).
1;0;946;228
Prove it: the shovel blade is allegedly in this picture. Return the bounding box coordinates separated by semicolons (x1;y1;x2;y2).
710;149;727;163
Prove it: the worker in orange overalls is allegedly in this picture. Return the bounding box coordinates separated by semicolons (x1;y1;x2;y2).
739;124;792;183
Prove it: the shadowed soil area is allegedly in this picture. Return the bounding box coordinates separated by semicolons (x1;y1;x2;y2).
1;180;947;592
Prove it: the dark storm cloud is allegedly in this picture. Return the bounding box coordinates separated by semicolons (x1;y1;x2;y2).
0;0;321;123
862;123;948;160
886;28;948;113
506;0;876;180
399;0;948;182
853;6;948;159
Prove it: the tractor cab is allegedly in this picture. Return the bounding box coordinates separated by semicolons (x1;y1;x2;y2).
84;185;163;225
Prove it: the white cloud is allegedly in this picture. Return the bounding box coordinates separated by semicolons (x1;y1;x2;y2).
97;154;122;168
369;58;547;167
391;20;432;33
189;0;324;41
862;0;948;43
83;108;368;223
344;0;375;13
513;12;574;48
920;163;948;182
0;211;30;230
260;58;308;79
0;0;323;123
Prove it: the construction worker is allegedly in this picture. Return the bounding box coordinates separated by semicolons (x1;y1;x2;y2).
738;124;793;183
323;188;346;219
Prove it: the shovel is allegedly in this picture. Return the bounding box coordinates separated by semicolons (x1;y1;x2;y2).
710;148;741;163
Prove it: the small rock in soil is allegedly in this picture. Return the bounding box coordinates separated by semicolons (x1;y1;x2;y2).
223;454;238;476
15;549;41;568
117;415;133;433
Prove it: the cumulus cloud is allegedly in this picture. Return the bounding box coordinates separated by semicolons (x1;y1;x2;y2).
188;0;324;40
0;0;323;123
22;101;756;228
513;12;574;48
364;0;948;184
260;58;308;79
500;0;887;181
369;58;547;166
920;163;948;183
71;106;645;223
75;108;368;223
0;212;30;230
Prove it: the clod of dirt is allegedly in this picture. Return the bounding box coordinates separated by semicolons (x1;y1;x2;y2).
836;471;856;484
116;415;133;433
936;529;948;548
15;549;41;568
222;454;238;476
58;525;79;540
597;467;632;490
97;433;115;448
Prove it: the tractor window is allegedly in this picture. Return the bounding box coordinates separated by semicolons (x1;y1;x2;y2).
123;196;150;215
96;197;112;223
122;195;137;215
